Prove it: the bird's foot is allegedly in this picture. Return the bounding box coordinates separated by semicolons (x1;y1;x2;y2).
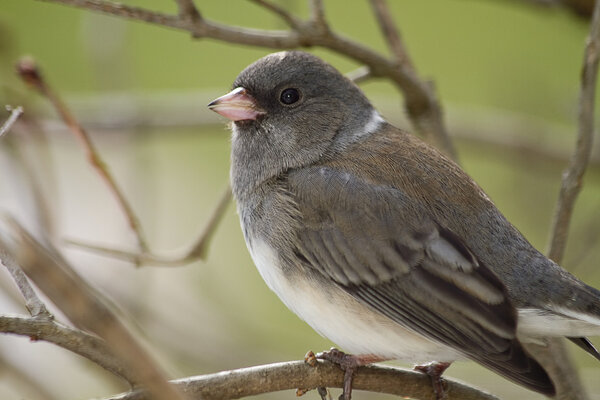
414;361;451;400
313;348;387;400
316;348;358;400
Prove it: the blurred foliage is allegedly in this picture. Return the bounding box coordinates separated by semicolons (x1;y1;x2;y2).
0;1;599;400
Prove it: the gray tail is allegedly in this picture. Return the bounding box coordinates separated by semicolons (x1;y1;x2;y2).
568;337;600;361
471;340;556;397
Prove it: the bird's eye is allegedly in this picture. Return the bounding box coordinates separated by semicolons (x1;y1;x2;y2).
280;88;301;105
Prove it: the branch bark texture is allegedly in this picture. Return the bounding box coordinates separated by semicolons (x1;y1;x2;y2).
104;360;499;400
0;315;135;385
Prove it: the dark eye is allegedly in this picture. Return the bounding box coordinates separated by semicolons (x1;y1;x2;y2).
280;88;300;105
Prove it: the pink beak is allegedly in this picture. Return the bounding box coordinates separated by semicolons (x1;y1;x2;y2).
208;87;265;121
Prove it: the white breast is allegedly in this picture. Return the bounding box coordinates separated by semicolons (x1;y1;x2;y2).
247;238;462;363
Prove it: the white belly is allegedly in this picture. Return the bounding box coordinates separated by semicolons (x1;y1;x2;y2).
247;238;463;363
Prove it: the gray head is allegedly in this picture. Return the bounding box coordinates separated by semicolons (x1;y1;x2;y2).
208;51;380;199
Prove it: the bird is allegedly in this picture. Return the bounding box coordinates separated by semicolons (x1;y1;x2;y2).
208;51;600;399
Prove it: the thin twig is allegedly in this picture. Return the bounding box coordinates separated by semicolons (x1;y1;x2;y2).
36;0;456;158
0;106;24;138
0;315;136;385
366;0;456;160
185;185;232;260
0;215;185;400
309;0;327;32
65;185;232;266
368;0;414;70
103;360;499;400
16;57;149;255
0;251;51;318
248;0;302;29
547;0;600;263
346;66;372;84
173;0;200;21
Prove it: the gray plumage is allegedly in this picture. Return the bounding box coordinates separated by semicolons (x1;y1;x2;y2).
209;51;600;397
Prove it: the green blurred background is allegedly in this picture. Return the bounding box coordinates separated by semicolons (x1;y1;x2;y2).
0;1;599;399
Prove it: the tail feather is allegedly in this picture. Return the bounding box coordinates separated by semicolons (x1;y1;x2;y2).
568;337;600;361
471;341;556;397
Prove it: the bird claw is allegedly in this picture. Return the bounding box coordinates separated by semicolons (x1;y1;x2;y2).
304;350;318;367
315;348;359;400
414;361;451;400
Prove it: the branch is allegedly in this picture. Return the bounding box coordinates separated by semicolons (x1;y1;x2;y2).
309;0;328;32
173;0;200;21
103;360;499;400
0;215;185;400
0;315;136;385
185;184;232;260
0;105;24;138
16;56;149;256
37;0;456;159
368;0;414;70
346;66;372;84
547;0;600;263
248;0;302;29
65;185;232;265
0;251;51;318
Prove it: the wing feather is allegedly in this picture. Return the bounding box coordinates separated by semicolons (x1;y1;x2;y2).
287;165;555;396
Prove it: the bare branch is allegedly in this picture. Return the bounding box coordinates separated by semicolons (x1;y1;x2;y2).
0;251;51;318
0;215;185;400
36;0;456;158
16;57;149;255
248;0;302;29
547;0;600;264
0;315;136;385
65;185;231;266
0;106;24;138
103;360;499;400
173;0;200;21
346;66;372;84
185;185;231;260
309;0;327;31
369;0;414;70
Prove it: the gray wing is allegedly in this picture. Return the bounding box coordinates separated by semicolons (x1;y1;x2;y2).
287;166;555;396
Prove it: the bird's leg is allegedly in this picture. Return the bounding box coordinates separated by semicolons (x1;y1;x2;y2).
414;361;452;400
314;348;387;400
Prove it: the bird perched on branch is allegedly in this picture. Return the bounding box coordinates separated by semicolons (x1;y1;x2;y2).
208;51;600;399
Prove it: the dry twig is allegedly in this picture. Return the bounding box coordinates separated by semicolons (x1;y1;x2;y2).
368;0;414;70
0;251;51;318
0;106;24;138
174;0;200;21
16;57;149;255
0;315;135;385
65;184;232;265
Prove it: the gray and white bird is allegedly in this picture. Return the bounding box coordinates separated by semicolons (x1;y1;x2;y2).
208;51;600;399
